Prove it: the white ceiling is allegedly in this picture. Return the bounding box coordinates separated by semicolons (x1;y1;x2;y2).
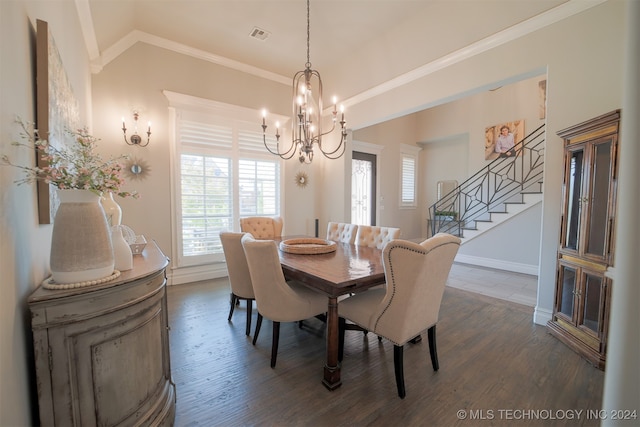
80;0;608;107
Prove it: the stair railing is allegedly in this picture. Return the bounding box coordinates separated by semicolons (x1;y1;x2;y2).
429;123;546;237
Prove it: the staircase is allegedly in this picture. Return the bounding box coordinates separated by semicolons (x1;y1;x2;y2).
429;124;545;243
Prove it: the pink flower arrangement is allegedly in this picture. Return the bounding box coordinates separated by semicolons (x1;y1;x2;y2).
2;118;137;198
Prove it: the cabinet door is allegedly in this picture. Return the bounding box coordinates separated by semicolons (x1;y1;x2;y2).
555;262;578;323
576;269;607;338
583;137;616;263
561;136;617;264
555;260;608;343
562;145;585;253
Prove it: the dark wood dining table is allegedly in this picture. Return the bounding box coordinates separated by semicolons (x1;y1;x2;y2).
276;237;386;390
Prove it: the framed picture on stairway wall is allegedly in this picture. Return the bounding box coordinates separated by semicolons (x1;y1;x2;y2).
484;119;525;161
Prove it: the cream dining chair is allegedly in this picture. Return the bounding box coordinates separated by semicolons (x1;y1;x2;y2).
338;233;461;398
239;216;283;239
220;232;255;336
326;222;358;244
241;234;327;368
354;225;400;249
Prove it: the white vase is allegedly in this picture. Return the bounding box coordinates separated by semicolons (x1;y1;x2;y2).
101;191;122;226
50;189;115;284
111;226;133;271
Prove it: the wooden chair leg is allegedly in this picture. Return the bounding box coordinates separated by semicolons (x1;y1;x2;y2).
252;313;263;345
427;325;439;371
245;299;253;336
270;321;280;368
228;293;237;321
393;345;406;399
338;317;346;362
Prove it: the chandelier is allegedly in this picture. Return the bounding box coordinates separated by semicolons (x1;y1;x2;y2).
261;0;347;164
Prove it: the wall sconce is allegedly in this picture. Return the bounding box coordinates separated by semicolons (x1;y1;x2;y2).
122;111;151;147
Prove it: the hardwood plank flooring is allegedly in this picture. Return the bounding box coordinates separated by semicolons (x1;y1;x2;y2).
167;267;604;426
447;263;538;307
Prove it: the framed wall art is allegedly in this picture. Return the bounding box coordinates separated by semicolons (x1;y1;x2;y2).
36;19;80;224
484;119;524;161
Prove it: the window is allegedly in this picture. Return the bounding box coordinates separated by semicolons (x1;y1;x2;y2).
170;96;281;267
400;144;421;208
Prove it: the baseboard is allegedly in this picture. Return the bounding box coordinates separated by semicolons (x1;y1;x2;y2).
454;253;539;276
168;263;228;286
533;306;553;326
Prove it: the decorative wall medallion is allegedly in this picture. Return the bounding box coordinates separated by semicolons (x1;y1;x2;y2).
295;171;309;188
124;157;151;181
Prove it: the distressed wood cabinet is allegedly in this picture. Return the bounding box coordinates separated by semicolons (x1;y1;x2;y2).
29;241;175;426
547;110;620;370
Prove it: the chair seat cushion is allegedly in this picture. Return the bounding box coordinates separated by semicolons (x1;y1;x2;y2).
263;280;327;322
338;287;387;330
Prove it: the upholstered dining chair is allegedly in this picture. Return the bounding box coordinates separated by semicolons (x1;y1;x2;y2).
241;234;327;368
338;233;461;398
239;216;283;239
354;225;400;249
220;231;255;336
326;222;358;244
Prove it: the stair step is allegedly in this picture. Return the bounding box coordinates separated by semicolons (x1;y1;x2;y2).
457;193;543;243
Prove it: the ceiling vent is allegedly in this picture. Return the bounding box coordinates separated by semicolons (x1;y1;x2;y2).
249;27;271;41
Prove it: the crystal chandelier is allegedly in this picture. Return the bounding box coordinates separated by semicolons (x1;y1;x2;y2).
262;0;347;164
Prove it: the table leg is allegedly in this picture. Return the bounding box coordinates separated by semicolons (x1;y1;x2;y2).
322;296;341;390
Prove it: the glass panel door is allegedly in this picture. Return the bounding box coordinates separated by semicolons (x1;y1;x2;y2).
581;272;604;333
558;264;577;320
564;147;584;251
351;151;377;226
585;139;613;259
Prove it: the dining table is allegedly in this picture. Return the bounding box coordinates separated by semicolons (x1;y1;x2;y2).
275;237;386;390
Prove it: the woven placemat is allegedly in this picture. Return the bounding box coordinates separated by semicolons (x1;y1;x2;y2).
279;238;337;254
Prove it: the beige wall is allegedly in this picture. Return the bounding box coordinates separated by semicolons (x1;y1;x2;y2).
0;1;92;425
91;43;291;258
0;1;632;425
351;116;420;237
352;74;545;251
344;1;625;326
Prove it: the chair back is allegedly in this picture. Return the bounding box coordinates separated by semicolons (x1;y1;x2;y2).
326;222;358;244
373;233;460;345
241;234;317;322
240;216;283;239
354;225;400;249
220;232;254;299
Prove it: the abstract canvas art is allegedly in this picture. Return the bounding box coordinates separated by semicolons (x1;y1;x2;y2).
36;19;80;224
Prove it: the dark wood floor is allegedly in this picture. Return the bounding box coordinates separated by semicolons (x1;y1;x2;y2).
167;271;604;426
